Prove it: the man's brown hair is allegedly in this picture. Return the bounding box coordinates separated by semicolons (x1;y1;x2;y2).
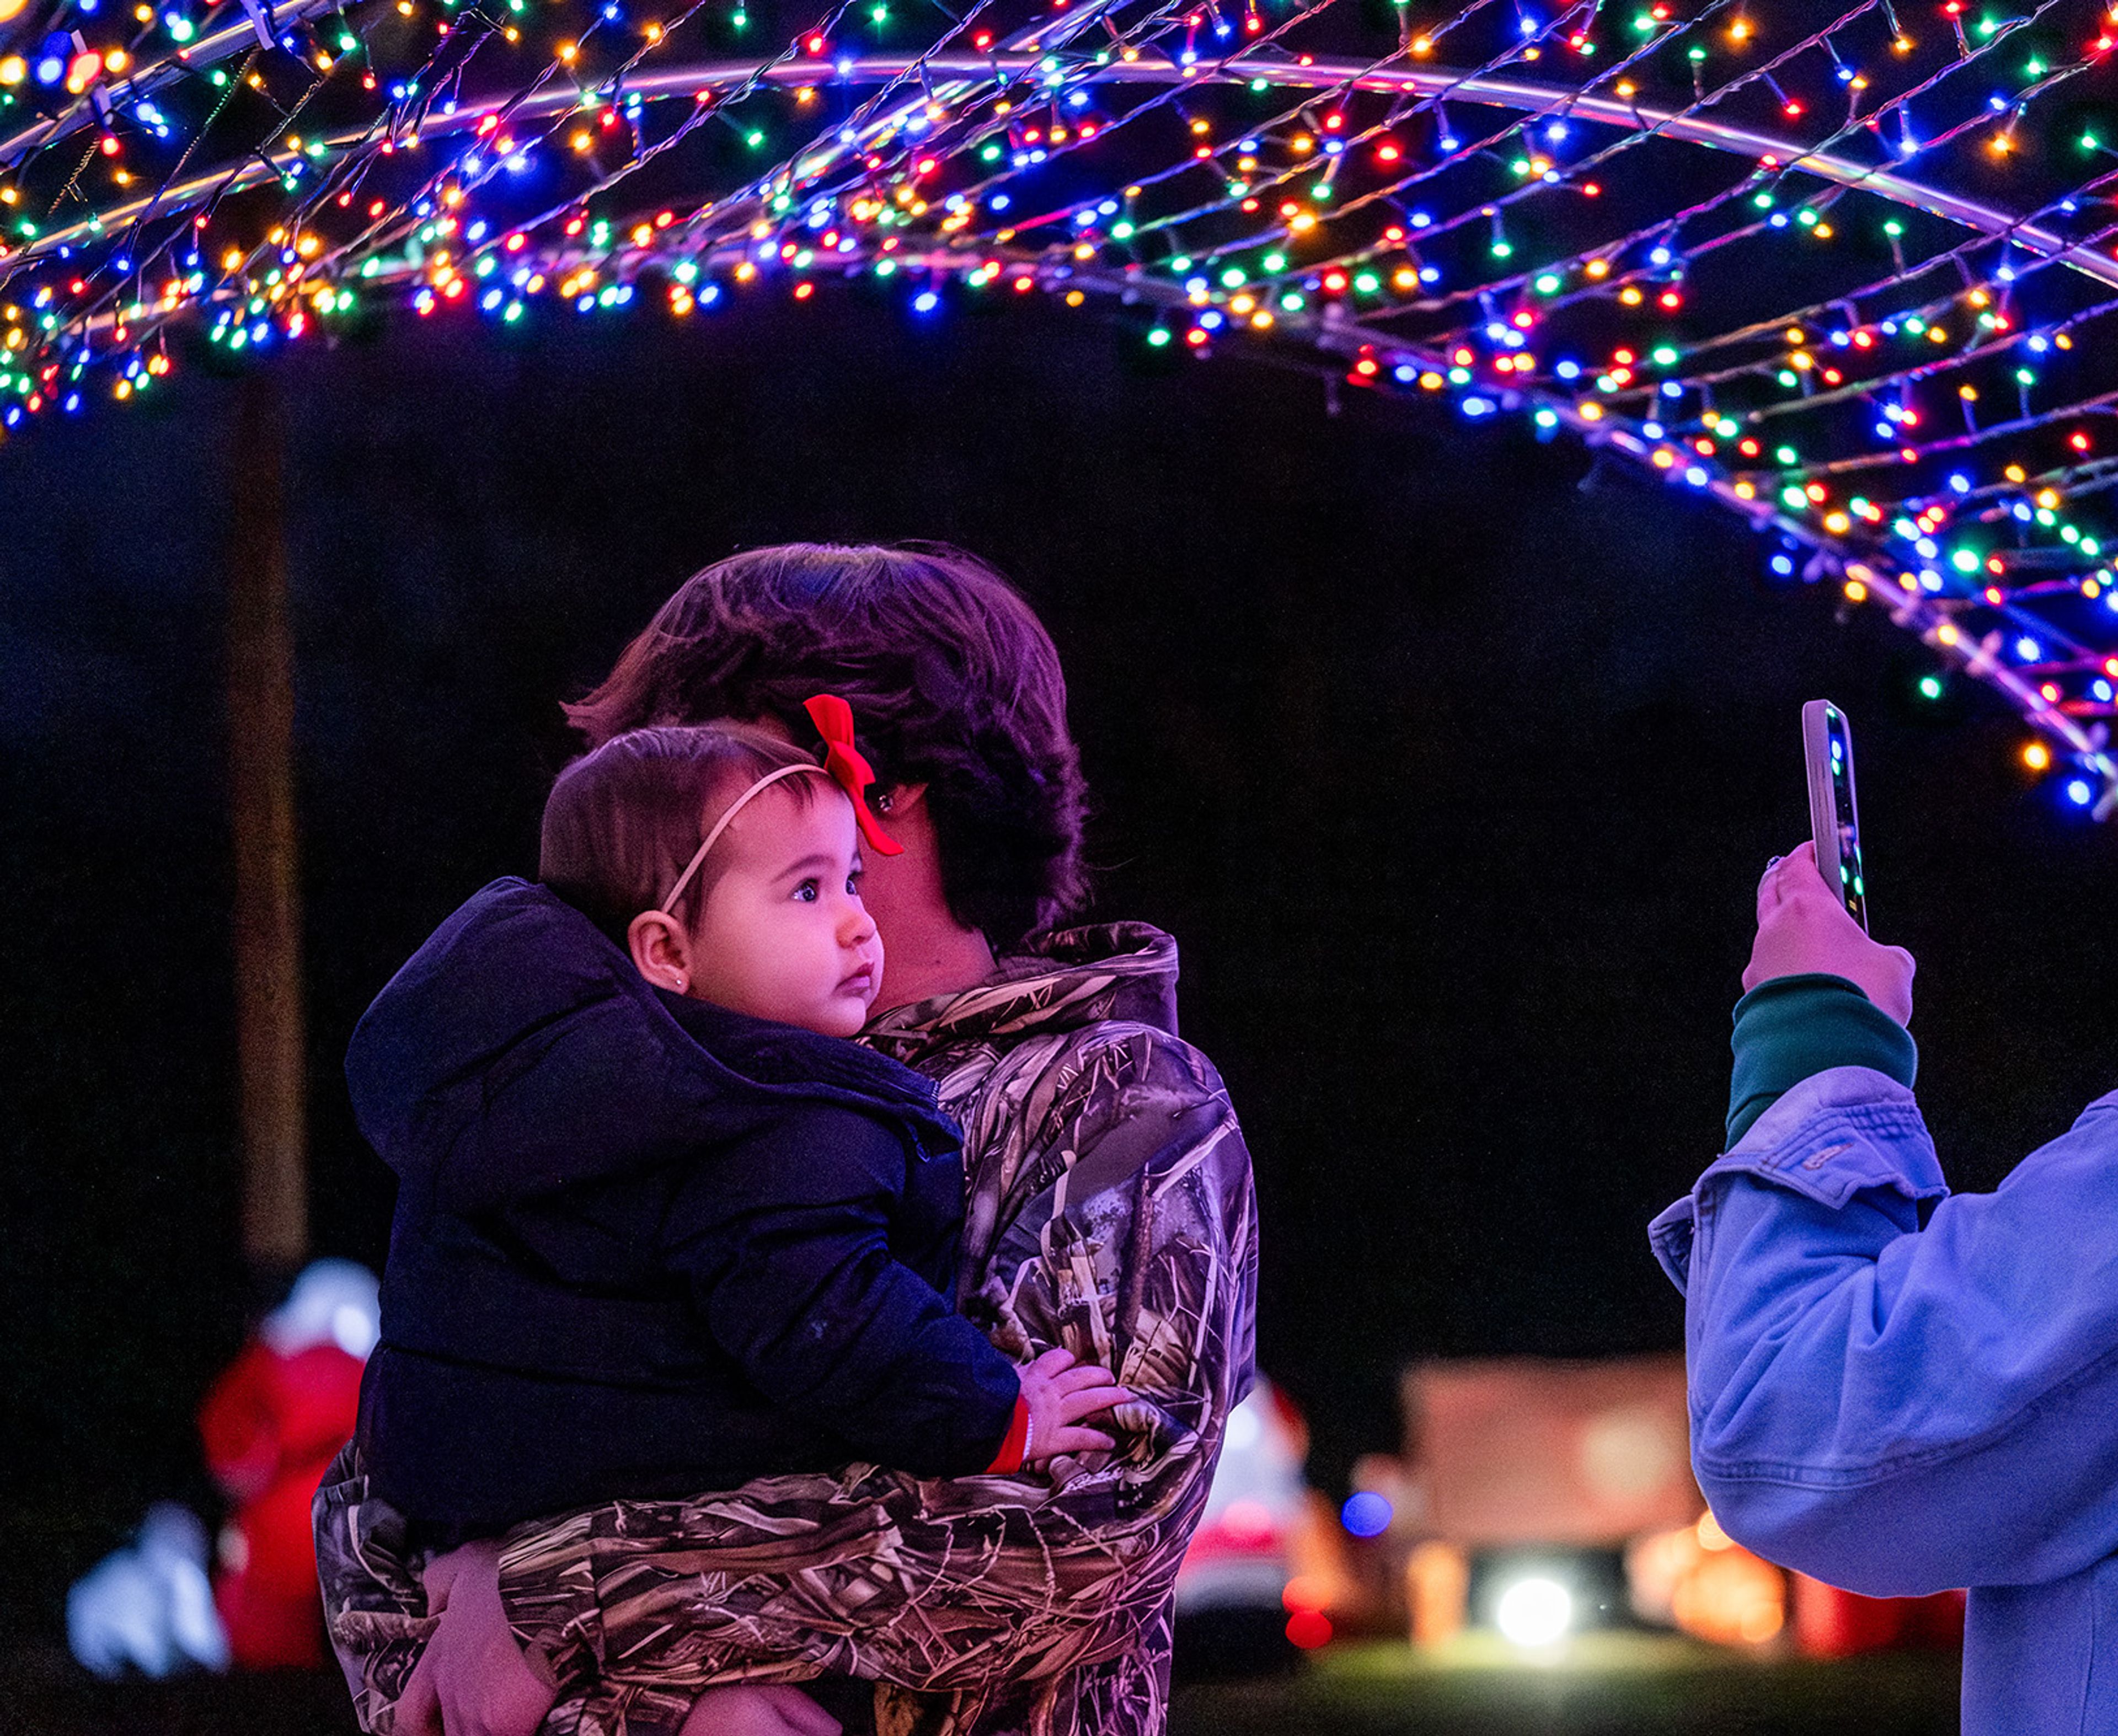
539;724;823;942
566;544;1087;950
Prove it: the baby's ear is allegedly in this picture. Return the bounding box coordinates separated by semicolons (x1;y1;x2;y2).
627;910;695;995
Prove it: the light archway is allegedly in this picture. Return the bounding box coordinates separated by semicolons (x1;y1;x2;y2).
5;0;2116;802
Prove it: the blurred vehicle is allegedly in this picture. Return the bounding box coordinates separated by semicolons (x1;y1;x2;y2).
1397;1354;1700;1647
1173;1376;1357;1676
1381;1355;1962;1659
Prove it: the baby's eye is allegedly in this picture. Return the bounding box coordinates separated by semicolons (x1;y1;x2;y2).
844;873;861;896
792;878;820;903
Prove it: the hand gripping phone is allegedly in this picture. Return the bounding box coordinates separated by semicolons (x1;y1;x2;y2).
1801;699;1868;932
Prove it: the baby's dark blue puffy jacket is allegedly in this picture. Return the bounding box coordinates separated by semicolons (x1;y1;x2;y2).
349;878;1019;1539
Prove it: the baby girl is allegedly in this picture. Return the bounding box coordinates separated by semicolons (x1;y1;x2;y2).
349;700;1124;1734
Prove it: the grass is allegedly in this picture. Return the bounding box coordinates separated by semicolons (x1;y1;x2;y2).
0;1633;1961;1736
1169;1633;1961;1736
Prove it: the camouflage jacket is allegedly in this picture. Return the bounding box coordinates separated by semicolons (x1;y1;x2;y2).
315;922;1259;1736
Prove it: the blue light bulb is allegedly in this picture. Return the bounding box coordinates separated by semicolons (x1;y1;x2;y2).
1341;1492;1393;1537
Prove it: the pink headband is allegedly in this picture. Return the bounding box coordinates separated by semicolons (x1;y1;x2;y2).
654;694;902;916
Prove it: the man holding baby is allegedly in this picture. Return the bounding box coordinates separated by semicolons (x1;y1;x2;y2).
316;542;1260;1736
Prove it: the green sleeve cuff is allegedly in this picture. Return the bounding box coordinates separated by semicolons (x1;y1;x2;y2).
1726;973;1917;1149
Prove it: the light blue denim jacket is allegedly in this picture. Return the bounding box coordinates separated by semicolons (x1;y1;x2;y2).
1651;1067;2118;1734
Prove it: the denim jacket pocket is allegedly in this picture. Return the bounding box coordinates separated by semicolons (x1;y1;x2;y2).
1650;1089;1947;1294
1724;1102;1947;1212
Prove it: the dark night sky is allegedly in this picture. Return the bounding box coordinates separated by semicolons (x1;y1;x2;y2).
6;290;2116;1628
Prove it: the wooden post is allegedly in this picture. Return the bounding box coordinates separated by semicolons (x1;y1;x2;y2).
226;373;307;1274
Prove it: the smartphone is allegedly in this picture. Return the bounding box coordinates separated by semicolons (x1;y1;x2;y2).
1801;699;1868;931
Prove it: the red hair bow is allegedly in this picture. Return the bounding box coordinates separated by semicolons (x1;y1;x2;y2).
803;694;903;857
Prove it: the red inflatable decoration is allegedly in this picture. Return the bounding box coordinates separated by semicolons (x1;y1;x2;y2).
196;1262;375;1669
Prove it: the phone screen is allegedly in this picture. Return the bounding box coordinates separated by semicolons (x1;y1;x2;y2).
1803;700;1867;931
1822;711;1865;929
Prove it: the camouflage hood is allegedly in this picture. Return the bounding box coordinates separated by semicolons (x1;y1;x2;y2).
864;923;1182;1065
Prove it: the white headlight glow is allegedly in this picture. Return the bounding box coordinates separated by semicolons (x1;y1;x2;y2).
1495;1576;1572;1648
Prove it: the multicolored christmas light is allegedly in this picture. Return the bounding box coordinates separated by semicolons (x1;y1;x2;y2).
5;0;2118;806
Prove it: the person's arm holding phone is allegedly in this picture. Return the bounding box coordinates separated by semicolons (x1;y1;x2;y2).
1734;705;1911;1140
1653;819;2118;1604
1719;703;1913;1144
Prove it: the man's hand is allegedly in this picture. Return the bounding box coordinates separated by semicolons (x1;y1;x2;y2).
1747;842;1916;1027
395;1538;558;1736
677;1685;843;1736
1017;1347;1131;1465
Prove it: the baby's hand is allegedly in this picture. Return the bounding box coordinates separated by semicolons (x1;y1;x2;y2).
1017;1346;1131;1465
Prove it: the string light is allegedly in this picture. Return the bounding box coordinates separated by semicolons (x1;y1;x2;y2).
0;0;2115;803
